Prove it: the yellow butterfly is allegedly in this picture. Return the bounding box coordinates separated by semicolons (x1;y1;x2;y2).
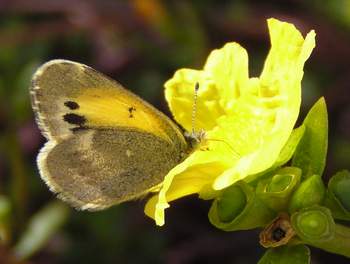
30;60;192;210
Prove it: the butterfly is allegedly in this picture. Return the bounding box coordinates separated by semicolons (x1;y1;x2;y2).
30;59;193;210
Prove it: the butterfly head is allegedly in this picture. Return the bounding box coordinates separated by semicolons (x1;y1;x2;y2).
184;129;207;150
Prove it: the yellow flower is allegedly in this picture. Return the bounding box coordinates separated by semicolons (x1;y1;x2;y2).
145;18;316;226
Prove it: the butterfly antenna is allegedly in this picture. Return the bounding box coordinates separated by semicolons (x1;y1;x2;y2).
192;82;199;135
188;82;240;158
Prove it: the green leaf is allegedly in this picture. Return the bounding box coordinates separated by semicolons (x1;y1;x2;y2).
289;174;326;213
258;245;310;264
292;97;328;178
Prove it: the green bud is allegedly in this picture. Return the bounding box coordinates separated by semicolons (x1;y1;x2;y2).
216;185;246;222
289;174;325;213
292;206;350;258
209;181;275;231
324;170;350;220
257;167;301;211
292;206;334;241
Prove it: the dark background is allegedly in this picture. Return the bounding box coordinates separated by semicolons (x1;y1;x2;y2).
0;0;349;263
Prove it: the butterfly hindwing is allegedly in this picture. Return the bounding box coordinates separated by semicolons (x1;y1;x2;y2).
39;128;183;210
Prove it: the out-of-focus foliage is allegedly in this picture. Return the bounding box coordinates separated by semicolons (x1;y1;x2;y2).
0;1;349;263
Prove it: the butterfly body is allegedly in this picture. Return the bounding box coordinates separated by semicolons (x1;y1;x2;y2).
30;60;189;210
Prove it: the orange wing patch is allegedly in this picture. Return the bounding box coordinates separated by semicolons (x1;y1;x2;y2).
71;87;172;142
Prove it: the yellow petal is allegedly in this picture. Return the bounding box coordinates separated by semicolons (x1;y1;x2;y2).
164;43;249;132
145;161;227;225
213;150;264;190
255;18;316;173
213;19;316;189
164;69;225;131
204;42;249;111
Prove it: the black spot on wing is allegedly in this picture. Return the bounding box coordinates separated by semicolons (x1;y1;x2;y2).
63;113;86;126
64;101;79;110
70;126;89;132
128;106;136;118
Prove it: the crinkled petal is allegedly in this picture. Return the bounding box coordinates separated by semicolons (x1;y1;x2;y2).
165;43;249;131
204;42;249;112
164;69;225;131
213;19;316;189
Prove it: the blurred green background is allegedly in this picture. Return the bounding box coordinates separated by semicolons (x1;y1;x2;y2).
0;0;349;263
